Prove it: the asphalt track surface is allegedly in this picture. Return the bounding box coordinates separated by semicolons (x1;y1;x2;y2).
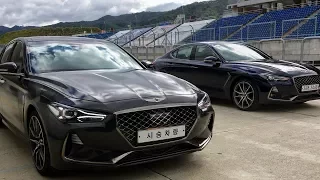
1;100;320;180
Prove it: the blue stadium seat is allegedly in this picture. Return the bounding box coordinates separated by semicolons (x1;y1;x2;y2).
80;32;115;39
189;13;259;42
239;5;320;40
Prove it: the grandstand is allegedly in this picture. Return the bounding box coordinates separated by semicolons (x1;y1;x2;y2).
75;0;320;46
146;20;214;46
73;32;115;39
187;13;259;42
113;27;152;46
136;24;181;46
107;30;131;43
190;0;320;42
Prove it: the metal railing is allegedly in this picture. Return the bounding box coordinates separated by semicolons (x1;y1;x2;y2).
246;37;320;65
123;37;320;64
282;17;318;38
219;25;242;40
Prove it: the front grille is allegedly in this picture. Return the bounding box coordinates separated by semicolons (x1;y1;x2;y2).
116;106;197;146
294;75;320;93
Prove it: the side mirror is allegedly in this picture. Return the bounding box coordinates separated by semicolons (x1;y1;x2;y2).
204;56;221;64
0;62;18;73
141;60;153;69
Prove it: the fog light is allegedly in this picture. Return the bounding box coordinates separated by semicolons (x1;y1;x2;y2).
71;134;83;145
271;87;279;93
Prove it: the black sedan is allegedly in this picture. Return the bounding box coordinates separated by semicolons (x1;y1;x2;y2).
0;37;214;176
153;41;320;110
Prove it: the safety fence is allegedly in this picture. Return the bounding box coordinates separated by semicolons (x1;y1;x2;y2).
123;37;320;64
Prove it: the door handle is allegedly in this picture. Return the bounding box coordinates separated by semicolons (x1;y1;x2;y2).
0;79;5;84
189;66;198;69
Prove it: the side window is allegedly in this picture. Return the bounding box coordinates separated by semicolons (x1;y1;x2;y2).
1;43;15;63
171;50;177;58
11;42;24;73
0;48;5;61
195;45;214;60
176;46;193;60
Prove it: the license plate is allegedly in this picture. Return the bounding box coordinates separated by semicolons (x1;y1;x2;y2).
301;84;319;92
137;125;185;144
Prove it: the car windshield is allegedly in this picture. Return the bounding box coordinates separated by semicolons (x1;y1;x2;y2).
27;41;143;73
213;43;267;61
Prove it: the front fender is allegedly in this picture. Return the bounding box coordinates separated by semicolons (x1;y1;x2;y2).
224;73;272;100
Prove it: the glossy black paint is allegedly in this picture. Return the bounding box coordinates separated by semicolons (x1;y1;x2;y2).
153;41;320;104
0;36;214;170
0;62;18;73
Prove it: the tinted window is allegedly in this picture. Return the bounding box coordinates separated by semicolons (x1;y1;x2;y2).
171;50;177;58
1;43;15;63
213;43;266;61
0;48;5;61
195;46;214;60
28;41;143;73
176;46;193;59
11;42;24;72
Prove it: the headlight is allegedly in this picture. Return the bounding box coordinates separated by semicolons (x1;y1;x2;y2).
48;103;107;123
198;92;211;111
260;73;290;82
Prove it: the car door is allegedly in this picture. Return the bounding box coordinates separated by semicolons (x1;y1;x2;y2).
0;42;16;122
0;41;27;133
157;45;196;79
181;44;230;98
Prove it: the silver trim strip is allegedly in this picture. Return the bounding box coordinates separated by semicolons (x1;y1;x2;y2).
112;152;133;163
62;134;133;165
114;103;197;115
223;72;232;88
199;135;212;148
267;88;298;102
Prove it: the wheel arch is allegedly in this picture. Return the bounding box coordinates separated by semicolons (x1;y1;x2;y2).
226;75;262;100
225;75;247;99
24;102;46;135
24;104;37;132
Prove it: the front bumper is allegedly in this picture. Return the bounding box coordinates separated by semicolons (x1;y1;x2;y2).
37;103;214;170
260;83;320;104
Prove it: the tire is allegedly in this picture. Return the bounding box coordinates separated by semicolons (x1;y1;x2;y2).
232;79;260;111
28;111;56;176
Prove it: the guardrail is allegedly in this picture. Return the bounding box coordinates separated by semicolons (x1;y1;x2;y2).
126;37;320;63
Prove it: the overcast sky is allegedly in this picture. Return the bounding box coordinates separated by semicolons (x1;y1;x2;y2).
0;0;208;27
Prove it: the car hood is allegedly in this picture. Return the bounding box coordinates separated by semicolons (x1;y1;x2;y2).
226;60;318;76
34;69;196;103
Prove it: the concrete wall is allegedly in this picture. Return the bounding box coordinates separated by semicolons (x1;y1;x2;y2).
124;46;176;61
247;38;320;64
125;38;320;64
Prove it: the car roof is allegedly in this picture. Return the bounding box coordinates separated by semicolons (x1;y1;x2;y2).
13;36;109;44
197;41;244;46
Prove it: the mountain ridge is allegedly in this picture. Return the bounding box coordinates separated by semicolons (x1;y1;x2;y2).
48;0;227;30
0;0;226;35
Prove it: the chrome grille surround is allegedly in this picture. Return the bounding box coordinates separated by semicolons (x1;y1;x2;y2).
293;75;320;93
116;105;198;146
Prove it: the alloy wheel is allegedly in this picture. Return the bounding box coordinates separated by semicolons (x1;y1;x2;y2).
29;116;46;171
233;81;255;109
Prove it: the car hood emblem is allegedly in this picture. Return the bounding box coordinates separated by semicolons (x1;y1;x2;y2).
142;97;166;103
